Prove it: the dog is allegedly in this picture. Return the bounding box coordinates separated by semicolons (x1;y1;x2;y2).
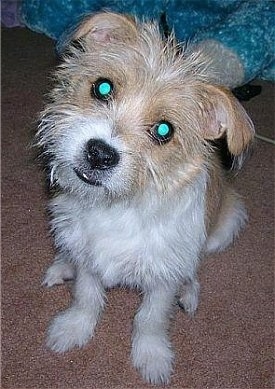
38;12;254;385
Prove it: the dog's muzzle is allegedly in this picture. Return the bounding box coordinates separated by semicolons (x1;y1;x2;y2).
74;139;120;186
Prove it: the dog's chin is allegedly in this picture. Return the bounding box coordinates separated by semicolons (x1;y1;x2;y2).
73;167;103;186
54;163;137;200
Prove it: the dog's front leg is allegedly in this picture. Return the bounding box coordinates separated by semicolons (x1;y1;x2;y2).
43;253;76;287
47;267;105;353
131;285;176;385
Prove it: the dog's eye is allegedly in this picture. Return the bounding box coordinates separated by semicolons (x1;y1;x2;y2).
150;121;174;143
92;78;114;101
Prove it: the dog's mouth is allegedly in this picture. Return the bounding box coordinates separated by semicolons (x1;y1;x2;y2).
73;167;103;186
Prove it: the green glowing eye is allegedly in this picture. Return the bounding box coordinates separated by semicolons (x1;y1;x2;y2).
157;123;170;137
93;78;114;100
151;121;174;143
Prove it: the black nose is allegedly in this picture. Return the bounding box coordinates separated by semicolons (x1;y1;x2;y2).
86;139;120;170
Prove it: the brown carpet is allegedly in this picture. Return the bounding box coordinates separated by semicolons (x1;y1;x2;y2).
2;27;274;389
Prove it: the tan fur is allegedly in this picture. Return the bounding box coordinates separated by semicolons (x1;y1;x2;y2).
204;155;225;233
74;12;138;43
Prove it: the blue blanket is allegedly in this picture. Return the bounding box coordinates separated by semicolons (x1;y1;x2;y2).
20;0;275;87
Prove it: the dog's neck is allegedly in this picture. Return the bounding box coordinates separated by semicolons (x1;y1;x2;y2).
60;159;207;215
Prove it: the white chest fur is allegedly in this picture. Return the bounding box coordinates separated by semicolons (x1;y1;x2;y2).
50;174;207;289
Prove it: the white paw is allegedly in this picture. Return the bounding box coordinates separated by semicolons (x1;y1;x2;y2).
131;334;174;385
43;261;75;288
46;308;95;353
178;290;198;316
178;279;199;316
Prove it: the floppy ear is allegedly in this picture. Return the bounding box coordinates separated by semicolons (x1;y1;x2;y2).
200;85;255;156
72;12;138;44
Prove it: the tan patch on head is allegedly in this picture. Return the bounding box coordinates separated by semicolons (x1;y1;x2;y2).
73;12;138;44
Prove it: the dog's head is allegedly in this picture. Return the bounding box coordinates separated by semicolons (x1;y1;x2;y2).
38;12;254;200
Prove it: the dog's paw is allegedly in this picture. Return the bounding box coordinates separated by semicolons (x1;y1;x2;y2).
46;308;95;353
43;261;75;288
131;334;174;385
177;291;198;316
178;279;199;316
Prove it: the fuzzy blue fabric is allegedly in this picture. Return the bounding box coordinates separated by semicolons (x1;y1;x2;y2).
20;0;275;86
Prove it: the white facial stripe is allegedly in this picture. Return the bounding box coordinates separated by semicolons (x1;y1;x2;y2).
58;115;115;160
73;115;113;141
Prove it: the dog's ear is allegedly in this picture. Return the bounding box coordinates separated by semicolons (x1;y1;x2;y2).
72;12;138;44
200;85;254;156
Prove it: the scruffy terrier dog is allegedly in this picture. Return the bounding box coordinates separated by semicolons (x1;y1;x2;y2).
38;12;254;385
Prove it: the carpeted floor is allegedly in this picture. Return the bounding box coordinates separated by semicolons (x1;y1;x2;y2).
2;27;274;389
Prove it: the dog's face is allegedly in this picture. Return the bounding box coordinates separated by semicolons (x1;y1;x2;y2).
38;12;254;199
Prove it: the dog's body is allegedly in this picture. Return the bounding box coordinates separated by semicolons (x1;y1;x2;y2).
39;12;254;385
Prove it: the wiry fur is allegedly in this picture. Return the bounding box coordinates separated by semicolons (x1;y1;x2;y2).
38;12;254;385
